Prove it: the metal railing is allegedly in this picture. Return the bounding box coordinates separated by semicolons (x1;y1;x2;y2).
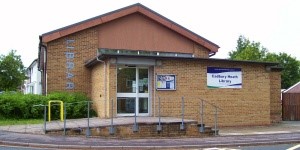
199;98;222;136
33;97;222;136
33;101;93;137
32;104;47;134
63;101;93;137
156;96;222;136
156;96;187;131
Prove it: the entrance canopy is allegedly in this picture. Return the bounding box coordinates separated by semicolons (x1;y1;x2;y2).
85;48;281;68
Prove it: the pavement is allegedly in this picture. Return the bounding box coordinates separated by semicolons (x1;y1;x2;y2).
1;118;300;149
0;117;196;134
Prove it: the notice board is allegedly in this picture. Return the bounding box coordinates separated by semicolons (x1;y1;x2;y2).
156;74;176;90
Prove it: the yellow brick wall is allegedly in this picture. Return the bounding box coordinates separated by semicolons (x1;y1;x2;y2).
103;59;281;126
270;71;282;123
91;63;105;118
153;59;278;126
45;26;281;126
45;25;210;97
107;62;117;118
193;44;210;58
46;27;98;96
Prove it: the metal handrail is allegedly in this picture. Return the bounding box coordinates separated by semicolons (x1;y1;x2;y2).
33;100;93;136
156;96;222;136
200;99;223;112
200;98;222;136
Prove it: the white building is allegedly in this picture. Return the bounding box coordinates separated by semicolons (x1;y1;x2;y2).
24;59;42;94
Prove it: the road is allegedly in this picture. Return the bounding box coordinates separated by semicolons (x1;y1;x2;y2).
203;144;300;150
1;131;300;149
0;145;53;150
235;144;300;150
2;144;300;150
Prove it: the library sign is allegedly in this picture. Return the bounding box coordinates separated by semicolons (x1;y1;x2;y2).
207;67;242;88
65;39;75;89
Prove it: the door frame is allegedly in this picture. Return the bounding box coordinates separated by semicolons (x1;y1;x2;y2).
116;67;150;116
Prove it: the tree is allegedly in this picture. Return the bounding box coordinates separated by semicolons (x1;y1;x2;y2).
229;35;268;61
229;35;300;89
0;50;26;91
265;52;300;89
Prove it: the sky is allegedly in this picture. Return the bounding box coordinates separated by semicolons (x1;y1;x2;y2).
0;0;299;67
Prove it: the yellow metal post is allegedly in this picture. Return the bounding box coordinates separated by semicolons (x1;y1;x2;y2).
60;101;63;121
48;101;51;122
48;100;64;122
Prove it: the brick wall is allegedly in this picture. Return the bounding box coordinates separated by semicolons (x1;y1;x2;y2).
91;63;105;118
45;14;211;96
270;71;282;123
102;59;280;126
44;18;281;126
108;62;117;118
47;121;215;138
46;27;98;96
153;59;278;126
193;44;210;58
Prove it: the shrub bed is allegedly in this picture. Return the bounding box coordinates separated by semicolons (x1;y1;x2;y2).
0;92;96;120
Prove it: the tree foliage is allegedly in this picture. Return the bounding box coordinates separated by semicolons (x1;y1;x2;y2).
0;50;26;91
229;35;300;89
265;52;300;89
229;35;268;61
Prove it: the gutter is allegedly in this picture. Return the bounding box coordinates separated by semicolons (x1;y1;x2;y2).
209;52;216;57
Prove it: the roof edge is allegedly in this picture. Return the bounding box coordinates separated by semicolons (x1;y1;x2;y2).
42;3;141;37
27;58;38;69
41;3;219;52
85;53;280;68
283;81;300;93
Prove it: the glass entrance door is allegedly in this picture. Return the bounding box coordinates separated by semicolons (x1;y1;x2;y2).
117;67;149;116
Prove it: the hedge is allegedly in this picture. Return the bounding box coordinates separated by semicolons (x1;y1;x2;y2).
0;92;97;120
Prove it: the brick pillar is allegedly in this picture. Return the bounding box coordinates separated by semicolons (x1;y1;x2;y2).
270;71;282;123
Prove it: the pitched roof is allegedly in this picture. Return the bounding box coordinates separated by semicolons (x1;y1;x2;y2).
41;3;219;52
283;81;300;93
27;58;38;70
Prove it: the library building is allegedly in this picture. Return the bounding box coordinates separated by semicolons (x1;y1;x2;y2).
38;3;282;127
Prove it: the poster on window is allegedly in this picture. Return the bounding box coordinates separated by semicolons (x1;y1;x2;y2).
207;67;242;88
156;74;176;90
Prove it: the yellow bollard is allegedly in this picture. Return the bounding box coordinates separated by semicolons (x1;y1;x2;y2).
48;100;64;122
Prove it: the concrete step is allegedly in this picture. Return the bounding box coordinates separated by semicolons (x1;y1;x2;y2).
211;128;219;135
197;124;219;135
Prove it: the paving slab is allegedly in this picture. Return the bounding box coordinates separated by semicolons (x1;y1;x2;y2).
1;118;300;149
220;121;300;136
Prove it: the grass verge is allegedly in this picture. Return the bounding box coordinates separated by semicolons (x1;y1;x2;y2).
0;119;44;126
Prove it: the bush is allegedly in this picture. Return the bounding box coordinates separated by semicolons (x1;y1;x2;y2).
0;92;97;120
0;92;47;119
0;92;23;119
47;92;96;119
22;94;48;119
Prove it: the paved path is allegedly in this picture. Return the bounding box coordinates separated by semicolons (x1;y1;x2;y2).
0;117;195;134
220;121;300;135
1;119;300;149
1;131;300;149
